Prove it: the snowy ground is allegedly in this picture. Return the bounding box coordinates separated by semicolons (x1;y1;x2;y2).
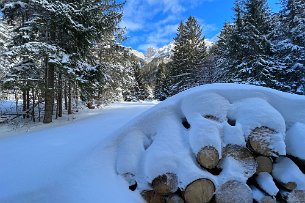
0;102;156;203
1;84;305;203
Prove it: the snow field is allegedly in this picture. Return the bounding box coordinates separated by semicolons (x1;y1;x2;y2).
115;83;305;201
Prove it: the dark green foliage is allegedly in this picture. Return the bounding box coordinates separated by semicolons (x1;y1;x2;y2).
154;62;170;101
168;16;207;96
217;0;290;91
272;0;305;94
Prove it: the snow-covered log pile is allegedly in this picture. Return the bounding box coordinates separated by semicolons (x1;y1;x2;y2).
115;84;305;203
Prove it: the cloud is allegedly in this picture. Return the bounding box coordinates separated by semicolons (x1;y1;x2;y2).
120;20;143;32
122;0;218;52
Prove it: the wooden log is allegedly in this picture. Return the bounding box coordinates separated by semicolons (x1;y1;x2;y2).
286;190;305;203
248;127;283;157
197;146;219;169
215;180;253;203
152;173;178;195
167;194;185;203
277;181;297;191
141;190;166;203
221;144;257;178
256;156;273;174
278;190;305;203
184;178;215;203
260;196;276;203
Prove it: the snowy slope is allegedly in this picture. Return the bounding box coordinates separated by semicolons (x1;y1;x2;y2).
0;102;155;203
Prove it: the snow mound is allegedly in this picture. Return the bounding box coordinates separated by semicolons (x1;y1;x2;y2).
115;83;305;201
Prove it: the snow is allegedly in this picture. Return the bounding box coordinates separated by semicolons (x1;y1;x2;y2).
251;185;266;202
272;157;305;190
115;83;305;193
285;122;305;160
1;83;305;202
228;98;286;137
0;102;155;203
256;172;279;196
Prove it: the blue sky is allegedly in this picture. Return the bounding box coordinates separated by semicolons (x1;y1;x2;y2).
121;0;281;53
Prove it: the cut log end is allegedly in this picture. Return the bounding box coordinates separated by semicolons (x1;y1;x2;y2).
287;190;305;203
249;127;279;157
184;178;215;203
215;180;253;203
197;146;219;169
260;196;276;203
222;144;257;178
152;173;178;195
141;190;166;203
281;181;297;191
167;194;185;203
256;156;273;174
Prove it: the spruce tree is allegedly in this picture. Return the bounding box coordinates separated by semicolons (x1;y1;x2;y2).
169;16;207;96
273;0;305;94
231;0;288;90
0;18;12;80
154;62;169;101
2;0;124;123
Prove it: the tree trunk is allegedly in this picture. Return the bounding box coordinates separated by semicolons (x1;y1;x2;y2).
22;89;26;119
43;60;55;124
184;178;215;203
26;89;30;118
74;82;78;112
64;80;68;110
58;72;63;117
68;80;72;115
32;88;35;122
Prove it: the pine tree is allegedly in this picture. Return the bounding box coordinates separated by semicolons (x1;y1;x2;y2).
2;0;124;123
273;0;305;94
231;0;288;90
132;61;149;101
0;19;9;80
169;16;207;96
154;62;169;101
214;23;235;81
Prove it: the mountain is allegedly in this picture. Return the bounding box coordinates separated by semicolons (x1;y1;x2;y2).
145;43;175;63
128;39;214;64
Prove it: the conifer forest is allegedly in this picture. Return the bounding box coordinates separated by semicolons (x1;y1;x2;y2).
0;0;304;124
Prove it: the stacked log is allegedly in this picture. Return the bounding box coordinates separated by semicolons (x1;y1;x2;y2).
137;126;305;203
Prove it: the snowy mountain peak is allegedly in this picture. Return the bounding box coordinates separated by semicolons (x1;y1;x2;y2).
129;49;145;60
129;40;214;63
145;43;175;63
